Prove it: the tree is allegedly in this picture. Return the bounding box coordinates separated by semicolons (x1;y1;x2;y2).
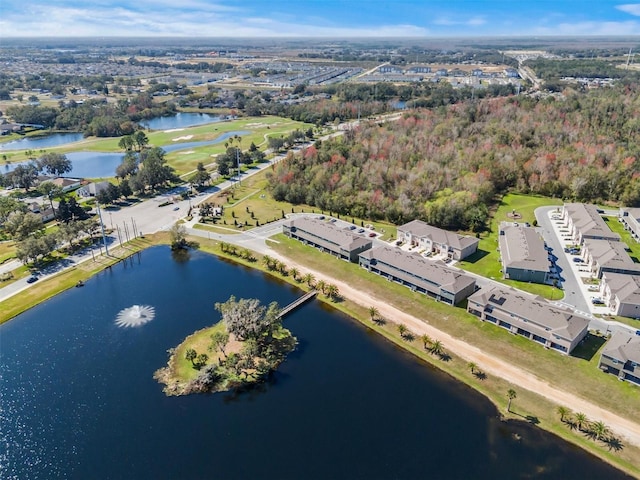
119;178;132;199
574;412;589;431
37;181;63;214
169;223;187;250
590;421;610;442
215;296;281;341
467;362;478;375
316;279;327;295
115;152;139;179
325;283;339;300
557;406;572;423
430;340;444;357
397;323;408;338
368;306;379;321
133;130;149;151
303;273;315;287
195;353;209;369
137;147;177;191
37;153;72;177
209;330;230;359
185;348;197;366
7;163;38;191
118;135;135;152
289;267;300;281
506;389;517;413
420;334;432;350
262;254;275;270
189;162;211;187
4;211;44;241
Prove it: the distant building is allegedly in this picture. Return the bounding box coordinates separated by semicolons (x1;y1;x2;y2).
620;207;640;242
498;222;549;283
282;217;372;262
359;246;476;305
598;331;640;385
408;66;431;74
467;285;590;354
504;68;520;78
397;220;479;260
601;272;640;318
435;68;448;76
581;238;640;278
562;203;620;244
472;68;484;76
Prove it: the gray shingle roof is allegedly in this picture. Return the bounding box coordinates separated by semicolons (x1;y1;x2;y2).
498;222;549;272
468;285;590;340
602;272;640;306
602;331;640;365
583;239;640;273
564;203;620;241
360;246;475;294
398;219;479;251
285;217;372;252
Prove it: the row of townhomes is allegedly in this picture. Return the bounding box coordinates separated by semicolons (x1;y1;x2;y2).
283;217;477;305
467;285;590;354
396;220;479;260
284;217;592;356
498;221;550;283
562;203;640;319
560;203;640;384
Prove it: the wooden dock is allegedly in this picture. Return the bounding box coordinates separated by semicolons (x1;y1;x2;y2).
277;290;318;319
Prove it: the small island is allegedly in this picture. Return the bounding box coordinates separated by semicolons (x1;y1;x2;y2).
155;296;297;396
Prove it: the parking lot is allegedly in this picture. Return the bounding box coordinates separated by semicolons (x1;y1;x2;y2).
544;210;612;315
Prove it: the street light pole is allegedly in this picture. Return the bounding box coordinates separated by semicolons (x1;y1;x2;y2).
96;201;109;256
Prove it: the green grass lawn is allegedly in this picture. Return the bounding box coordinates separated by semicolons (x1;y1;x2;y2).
0;241;16;264
458;193;563;299
604;215;640;261
173;322;225;382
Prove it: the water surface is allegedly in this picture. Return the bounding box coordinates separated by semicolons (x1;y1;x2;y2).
0;133;85;151
0;247;631;479
140;112;223;130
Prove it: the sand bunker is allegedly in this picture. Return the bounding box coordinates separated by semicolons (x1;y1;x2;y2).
172;135;194;141
179;150;195;155
164;128;185;133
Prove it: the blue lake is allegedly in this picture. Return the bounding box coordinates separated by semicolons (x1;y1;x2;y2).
0;247;631;480
0;133;85;151
1;131;249;178
140;112;223;130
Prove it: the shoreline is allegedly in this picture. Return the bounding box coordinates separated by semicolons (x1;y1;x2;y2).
2;237;639;476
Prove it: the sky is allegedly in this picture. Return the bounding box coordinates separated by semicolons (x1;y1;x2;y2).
2;0;640;37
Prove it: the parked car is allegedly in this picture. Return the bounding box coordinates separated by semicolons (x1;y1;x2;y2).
348;225;356;230
173;206;180;211
330;218;337;223
26;276;38;284
368;232;376;237
588;285;599;292
318;215;325;220
572;257;583;263
591;297;604;305
357;228;365;233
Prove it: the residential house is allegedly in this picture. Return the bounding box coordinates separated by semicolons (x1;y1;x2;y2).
601;272;640;318
581;238;640;278
283;217;372;262
498;222;549;283
51;177;81;193
359;246;476;305
599;331;640;385
78;181;110;197
397;219;479;260
620;207;640;242
562;203;620;244
467;285;590;354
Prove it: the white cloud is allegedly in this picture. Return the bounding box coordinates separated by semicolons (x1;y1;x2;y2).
616;3;640;16
433;16;486;27
533;20;640;35
0;4;430;37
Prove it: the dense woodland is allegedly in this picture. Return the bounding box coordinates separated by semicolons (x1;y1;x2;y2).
5;92;175;137
268;83;640;231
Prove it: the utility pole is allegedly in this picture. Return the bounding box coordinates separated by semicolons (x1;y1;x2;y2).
96;201;109;256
